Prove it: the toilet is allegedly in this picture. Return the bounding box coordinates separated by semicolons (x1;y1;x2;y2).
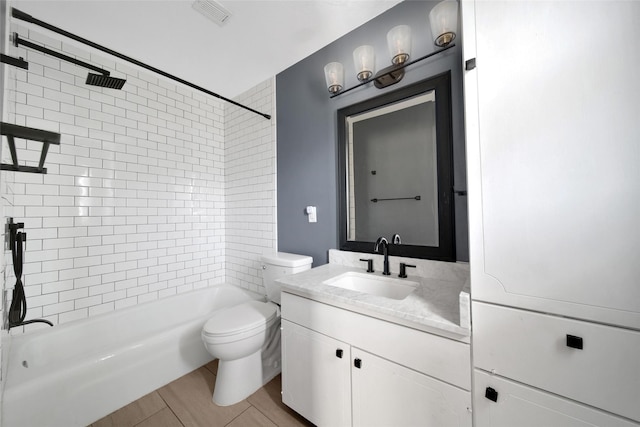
201;252;312;406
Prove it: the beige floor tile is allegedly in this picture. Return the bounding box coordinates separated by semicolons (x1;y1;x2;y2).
204;359;219;375
247;375;314;427
91;391;166;427
227;407;278;427
158;366;250;427
136;407;183;427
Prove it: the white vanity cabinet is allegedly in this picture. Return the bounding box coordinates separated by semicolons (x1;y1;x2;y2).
462;0;640;425
281;292;472;427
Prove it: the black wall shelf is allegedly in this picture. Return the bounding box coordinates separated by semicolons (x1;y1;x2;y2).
0;122;60;174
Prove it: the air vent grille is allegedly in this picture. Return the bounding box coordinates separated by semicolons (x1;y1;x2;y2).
192;0;231;26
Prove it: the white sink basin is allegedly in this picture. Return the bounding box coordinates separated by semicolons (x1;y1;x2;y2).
322;272;418;300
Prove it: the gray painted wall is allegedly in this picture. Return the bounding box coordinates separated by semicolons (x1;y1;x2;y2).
276;1;468;266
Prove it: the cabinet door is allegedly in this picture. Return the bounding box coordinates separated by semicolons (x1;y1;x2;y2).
474;370;639;427
463;0;640;328
351;348;471;427
281;320;351;427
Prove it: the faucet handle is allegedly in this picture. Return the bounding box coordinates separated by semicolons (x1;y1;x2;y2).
398;263;416;278
359;258;374;273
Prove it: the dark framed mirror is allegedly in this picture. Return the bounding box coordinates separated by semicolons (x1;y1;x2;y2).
337;71;455;261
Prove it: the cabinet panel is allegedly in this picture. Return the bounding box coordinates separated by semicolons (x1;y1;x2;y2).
474;370;639;427
352;348;471;427
464;0;640;329
281;320;351;427
473;302;640;422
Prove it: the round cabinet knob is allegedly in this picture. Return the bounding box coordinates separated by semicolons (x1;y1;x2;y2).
262;265;267;270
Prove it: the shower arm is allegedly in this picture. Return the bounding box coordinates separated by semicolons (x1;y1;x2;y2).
11;7;272;120
12;32;111;76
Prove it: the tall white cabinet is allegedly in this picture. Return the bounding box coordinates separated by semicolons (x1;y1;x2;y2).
462;1;640;425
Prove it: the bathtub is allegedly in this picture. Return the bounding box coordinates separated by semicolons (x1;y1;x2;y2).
2;284;261;427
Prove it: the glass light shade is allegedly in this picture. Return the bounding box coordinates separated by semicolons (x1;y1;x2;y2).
353;45;375;81
324;62;344;94
387;25;411;65
429;0;458;47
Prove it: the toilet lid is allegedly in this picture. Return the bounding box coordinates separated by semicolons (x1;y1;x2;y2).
202;300;278;337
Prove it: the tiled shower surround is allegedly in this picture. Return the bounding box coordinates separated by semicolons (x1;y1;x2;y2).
3;26;276;333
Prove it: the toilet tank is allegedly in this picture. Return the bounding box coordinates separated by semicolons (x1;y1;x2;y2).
261;252;313;304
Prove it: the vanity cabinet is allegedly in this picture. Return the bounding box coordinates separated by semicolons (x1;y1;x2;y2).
462;0;640;425
281;292;472;427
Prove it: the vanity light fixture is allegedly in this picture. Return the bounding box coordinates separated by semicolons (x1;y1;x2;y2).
387;25;412;65
324;0;458;98
353;45;375;81
429;0;458;47
324;62;345;94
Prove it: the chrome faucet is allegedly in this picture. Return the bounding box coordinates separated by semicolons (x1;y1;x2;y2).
374;237;391;275
392;234;401;244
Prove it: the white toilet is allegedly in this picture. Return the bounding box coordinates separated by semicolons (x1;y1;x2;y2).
201;252;312;406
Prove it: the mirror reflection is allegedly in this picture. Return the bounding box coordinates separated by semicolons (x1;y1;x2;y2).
347;91;439;246
338;72;455;261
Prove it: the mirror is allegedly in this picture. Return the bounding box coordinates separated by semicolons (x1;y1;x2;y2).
338;72;455;261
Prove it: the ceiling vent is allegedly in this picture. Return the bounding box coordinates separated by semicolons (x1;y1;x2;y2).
192;0;232;26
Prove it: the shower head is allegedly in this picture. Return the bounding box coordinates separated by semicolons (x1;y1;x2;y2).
86;73;126;89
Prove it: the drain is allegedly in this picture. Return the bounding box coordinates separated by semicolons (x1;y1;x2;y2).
22;360;28;368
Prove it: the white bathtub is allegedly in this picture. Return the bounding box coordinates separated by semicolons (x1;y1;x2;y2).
2;284;261;427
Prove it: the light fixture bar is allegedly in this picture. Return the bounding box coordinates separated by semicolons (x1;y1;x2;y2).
329;43;455;99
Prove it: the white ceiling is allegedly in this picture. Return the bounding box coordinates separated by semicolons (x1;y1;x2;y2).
10;0;402;98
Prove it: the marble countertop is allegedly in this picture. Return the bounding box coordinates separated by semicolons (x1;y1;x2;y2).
277;263;471;341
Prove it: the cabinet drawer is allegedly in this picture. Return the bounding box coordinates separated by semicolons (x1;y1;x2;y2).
473;302;640;422
474;370;639;427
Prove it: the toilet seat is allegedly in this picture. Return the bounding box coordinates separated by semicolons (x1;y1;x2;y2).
202;300;278;344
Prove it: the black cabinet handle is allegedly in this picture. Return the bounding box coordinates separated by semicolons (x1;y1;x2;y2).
336;349;343;358
354;358;362;369
465;58;477;71
566;334;583;350
485;387;498;402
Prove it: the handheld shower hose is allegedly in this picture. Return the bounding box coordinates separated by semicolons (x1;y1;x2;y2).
8;221;53;329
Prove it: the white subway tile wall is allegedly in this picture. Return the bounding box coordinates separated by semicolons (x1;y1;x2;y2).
3;25;276;333
224;80;277;295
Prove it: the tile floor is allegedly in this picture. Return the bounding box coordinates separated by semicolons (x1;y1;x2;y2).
90;360;314;427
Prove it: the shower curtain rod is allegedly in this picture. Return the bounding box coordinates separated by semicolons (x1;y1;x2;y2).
11;8;271;120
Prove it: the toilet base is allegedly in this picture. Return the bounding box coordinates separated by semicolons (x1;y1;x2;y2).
213;351;263;406
212;322;282;406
